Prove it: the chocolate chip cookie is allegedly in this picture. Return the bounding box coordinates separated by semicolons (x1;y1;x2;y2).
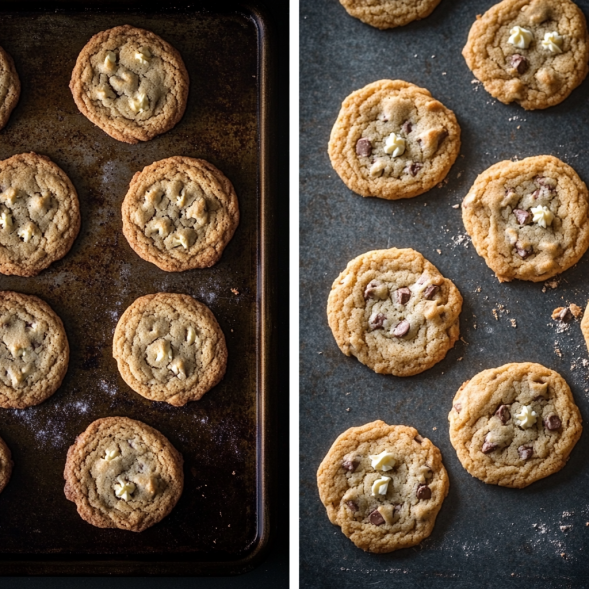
122;157;239;271
327;248;462;376
0;153;81;277
70;25;189;144
113;293;227;406
449;363;582;488
581;301;589;354
339;0;441;29
317;420;449;553
0;435;13;494
64;417;183;532
463;0;589;110
0;44;20;131
328;80;461;200
0;291;69;409
462;155;589;282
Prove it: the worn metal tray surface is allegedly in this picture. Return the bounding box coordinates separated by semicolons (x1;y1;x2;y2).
0;0;274;576
300;0;589;587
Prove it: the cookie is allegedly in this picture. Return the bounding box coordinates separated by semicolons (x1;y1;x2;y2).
327;248;462;376
121;157;239;271
449;363;582;488
317;421;449;553
0;291;69;409
581;302;589;354
339;0;441;29
0;153;80;277
0;44;20;131
462;155;589;283
64;417;183;532
70;25;189;144
113;293;227;407
328;80;461;200
0;435;13;494
463;0;589;110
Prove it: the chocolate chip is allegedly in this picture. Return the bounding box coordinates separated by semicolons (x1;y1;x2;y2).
544;415;562;431
369;313;386;330
557;307;573;322
495;404;511;424
518;445;533;460
536;176;555;189
515;241;533;259
437;129;448;147
393;320;410;338
414;435;423;444
369;509;385;526
405;161;422;177
510;53;529;74
423;285;439;300
513;208;532;225
402;120;412;135
482;441;498;454
416;484;431;500
454;403;462;413
364;281;379;300
342;459;359;472
395;287;411;305
346;500;358;512
356;138;372;157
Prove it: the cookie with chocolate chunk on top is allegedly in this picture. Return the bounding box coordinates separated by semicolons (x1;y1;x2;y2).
338;0;442;30
0;44;20;131
0;435;13;494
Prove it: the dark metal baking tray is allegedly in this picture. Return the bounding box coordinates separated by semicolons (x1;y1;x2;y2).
0;0;276;576
300;0;589;586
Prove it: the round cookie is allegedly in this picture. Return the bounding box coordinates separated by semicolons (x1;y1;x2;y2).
327;248;462;376
317;421;449;553
462;155;589;283
0;44;20;131
339;0;441;29
463;0;589;110
0;435;13;494
121;157;239;271
0;291;69;409
113;293;227;406
70;25;189;144
449;363;582;488
581;301;589;354
0;153;81;277
64;417;183;532
328;80;461;200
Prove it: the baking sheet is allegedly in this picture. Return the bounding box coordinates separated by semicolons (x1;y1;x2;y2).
300;0;589;586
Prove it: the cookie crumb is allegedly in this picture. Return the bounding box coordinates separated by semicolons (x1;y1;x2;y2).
458;357;463;361
570;303;582;318
346;408;350;412
452;204;460;209
510;319;517;328
432;427;437;430
436;249;442;255
560;525;571;532
492;309;499;320
231;288;239;295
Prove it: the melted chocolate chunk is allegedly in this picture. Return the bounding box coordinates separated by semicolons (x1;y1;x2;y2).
393;320;410;338
414;435;423;444
557;307;573;322
416;484;432;500
346;500;358;512
510;53;529;74
342;459;359;472
513;208;532;225
405;161;423;177
495;404;511;424
369;313;386;330
402;120;412;134
544;415;562;431
423;285;439;300
395;287;411;305
356;138;372;157
518;445;533;460
369;509;385;526
515;241;533;259
482;441;498;454
437;129;449;147
364;280;382;300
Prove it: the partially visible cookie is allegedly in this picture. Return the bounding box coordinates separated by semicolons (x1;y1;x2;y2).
582;301;589;353
327;248;462;376
328;80;461;200
0;45;20;131
122;157;239;271
64;417;183;532
317;421;449;553
449;363;582;488
0;435;13;494
0;291;69;409
0;153;81;277
462;155;589;283
339;0;441;29
113;293;227;406
463;0;589;110
70;25;189;144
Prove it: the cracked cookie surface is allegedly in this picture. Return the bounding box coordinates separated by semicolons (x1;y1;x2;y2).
0;153;80;277
462;155;589;283
0;291;69;409
339;0;441;29
0;44;20;131
317;421;449;553
70;25;189;144
113;293;227;406
327;248;462;376
449;362;582;488
463;0;589;110
64;417;183;532
122;157;239;271
328;80;461;200
0;435;13;494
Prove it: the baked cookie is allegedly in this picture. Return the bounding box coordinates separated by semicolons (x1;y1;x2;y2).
64;417;183;532
339;0;441;29
0;291;69;409
463;0;589;110
449;363;582;488
462;156;589;283
328;80;461;200
327;248;462;376
70;25;189;144
0;45;20;131
581;302;589;354
317;421;449;553
113;293;227;406
0;153;81;277
122;157;239;271
0;435;13;494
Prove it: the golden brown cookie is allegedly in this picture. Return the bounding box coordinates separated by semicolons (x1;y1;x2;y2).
449;363;582;488
339;0;441;29
317;421;449;553
113;293;227;406
462;155;589;283
121;157;239;272
0;291;69;409
0;435;13;494
327;248;462;376
328;80;461;200
463;0;589;110
582;301;589;353
70;25;189;144
0;44;20;131
64;417;183;532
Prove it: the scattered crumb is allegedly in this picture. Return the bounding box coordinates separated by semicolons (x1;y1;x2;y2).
511;573;515;577
232;471;235;475
475;287;481;293
560;525;571;532
346;408;350;412
318;351;323;355
517;125;521;129
424;203;427;206
458;357;463;361
436;249;442;255
492;309;499;321
586;522;589;526
460;337;468;345
561;553;566;559
432;427;437;430
555;346;562;358
452;204;460;209
543;278;559;292
570;303;582;318
510;319;517;328
231;288;239;295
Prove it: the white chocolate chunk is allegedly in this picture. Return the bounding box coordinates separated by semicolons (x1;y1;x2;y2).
169;357;186;379
370;158;387;176
508;26;533;49
383;132;406;157
531;205;554;228
170;228;196;249
146;217;172;238
103;448;120;462
96;85;116;102
514;405;537;428
371;476;391;497
17;222;38;243
185;197;208;225
153;339;173;363
369;450;396;472
542;31;563;54
29;192;51;215
114;479;136;501
186;326;196;345
0;187;18;205
129;92;148;113
104;51;117;72
0;211;12;231
144;187;164;207
7;365;32;386
134;48;152;64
